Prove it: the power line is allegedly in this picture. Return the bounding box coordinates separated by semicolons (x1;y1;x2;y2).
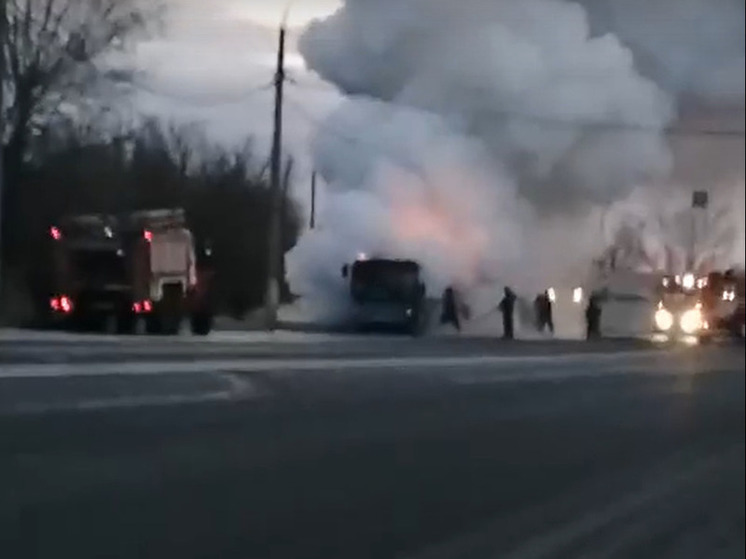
129;78;274;107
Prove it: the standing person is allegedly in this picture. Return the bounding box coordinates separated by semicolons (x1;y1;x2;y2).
585;292;602;340
441;286;461;332
499;287;517;339
533;293;544;331
534;291;554;334
544;290;555;334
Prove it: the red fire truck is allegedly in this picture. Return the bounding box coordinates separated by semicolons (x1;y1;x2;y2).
47;208;214;335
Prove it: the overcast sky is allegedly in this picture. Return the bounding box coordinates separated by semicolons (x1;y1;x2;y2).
126;0;343;203
124;0;743;217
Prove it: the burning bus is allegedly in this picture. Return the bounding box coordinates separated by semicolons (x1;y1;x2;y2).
341;254;426;335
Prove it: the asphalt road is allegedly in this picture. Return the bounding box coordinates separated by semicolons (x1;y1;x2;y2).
0;331;744;559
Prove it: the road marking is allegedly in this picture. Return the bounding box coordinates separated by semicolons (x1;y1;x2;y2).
1;391;237;416
0;350;667;380
0;328;406;345
0;371;262;416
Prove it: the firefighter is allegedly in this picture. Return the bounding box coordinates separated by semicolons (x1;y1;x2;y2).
585;292;602;340
499;287;517;339
441;286;461;331
534;290;554;334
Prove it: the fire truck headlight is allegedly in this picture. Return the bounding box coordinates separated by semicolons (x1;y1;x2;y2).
722;290;735;302
655;308;674;331
572;287;583;304
682;273;695;290
680;308;703;334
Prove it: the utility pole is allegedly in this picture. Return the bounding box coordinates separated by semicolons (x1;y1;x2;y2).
278;156;293;303
264;25;286;331
0;0;7;310
310;171;316;230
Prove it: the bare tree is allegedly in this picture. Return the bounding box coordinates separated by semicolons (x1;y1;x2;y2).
2;0;158;186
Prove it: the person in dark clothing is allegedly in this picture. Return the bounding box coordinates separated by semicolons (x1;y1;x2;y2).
499;287;517;339
534;291;554;333
585;293;602;339
533;294;544;330
441;286;461;331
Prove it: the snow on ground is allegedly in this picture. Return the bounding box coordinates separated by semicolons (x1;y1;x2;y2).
0;328;400;345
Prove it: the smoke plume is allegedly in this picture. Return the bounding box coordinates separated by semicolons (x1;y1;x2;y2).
286;0;740;316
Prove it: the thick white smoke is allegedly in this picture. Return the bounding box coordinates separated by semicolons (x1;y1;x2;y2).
286;0;685;316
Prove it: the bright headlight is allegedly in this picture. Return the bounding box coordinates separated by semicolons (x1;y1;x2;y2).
680;308;703;334
547;288;556;303
682;273;695;290
655;308;674;331
722;290;735;302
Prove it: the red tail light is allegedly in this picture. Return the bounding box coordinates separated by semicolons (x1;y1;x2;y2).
59;296;73;313
50;226;62;240
51;296;73;313
132;300;153;314
143;230;153;242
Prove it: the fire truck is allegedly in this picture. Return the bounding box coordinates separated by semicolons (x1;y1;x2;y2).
341;255;426;335
47;208;214;335
653;269;745;341
700;268;745;339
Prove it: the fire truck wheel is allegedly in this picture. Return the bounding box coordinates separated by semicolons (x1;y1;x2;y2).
190;313;213;336
145;314;162;335
159;284;185;335
116;313;136;335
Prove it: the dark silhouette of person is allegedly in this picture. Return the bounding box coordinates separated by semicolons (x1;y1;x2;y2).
534;291;554;333
441;286;460;331
499;287;517;339
585;293;602;340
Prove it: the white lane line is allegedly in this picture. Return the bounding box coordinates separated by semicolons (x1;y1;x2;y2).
0;329;404;345
0;372;262;416
0;350;665;380
1;391;236;416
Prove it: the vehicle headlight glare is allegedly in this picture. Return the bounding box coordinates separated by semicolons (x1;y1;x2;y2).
573;287;583;304
680;308;703;334
655;308;674;331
